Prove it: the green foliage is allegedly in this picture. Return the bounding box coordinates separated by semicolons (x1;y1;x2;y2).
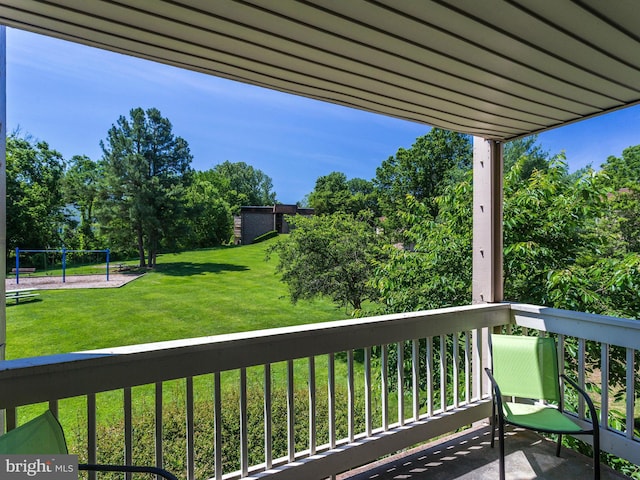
209;161;277;213
307;172;379;217
66;382;369;480
374;128;471;232
251;230;278;244
600;145;640;191
375;179;473;313
62;155;103;250
267;213;387;313
98;107;193;267
503;156;606;304
6;133;66;250
181;172;233;248
503;135;549;180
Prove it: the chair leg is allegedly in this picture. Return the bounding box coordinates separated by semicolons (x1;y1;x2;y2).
593;432;600;480
556;433;562;457
498;418;505;480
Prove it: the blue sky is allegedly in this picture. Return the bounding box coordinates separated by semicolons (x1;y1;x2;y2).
6;28;640;204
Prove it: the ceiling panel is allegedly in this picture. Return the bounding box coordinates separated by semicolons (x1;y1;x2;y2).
1;0;639;141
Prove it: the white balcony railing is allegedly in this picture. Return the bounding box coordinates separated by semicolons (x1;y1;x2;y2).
0;303;638;479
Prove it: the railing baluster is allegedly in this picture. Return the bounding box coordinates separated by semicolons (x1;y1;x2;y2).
364;346;372;436
578;338;586;418
124;386;133;480
601;344;610;431
453;333;459;408
214;372;222;480
440;335;446;411
264;364;272;469
347;350;355;442
155;382;164;476
48;400;58;418
287;360;295;462
6;407;16;431
381;345;388;430
626;348;635;439
464;332;471;404
412;339;419;421
557;335;565;410
426;337;433;417
397;341;404;425
328;352;336;449
240;368;248;476
186;377;195;480
87;393;97;480
309;357;316;455
472;329;481;401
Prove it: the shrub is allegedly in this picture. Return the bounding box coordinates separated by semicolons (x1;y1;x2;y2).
68;383;368;480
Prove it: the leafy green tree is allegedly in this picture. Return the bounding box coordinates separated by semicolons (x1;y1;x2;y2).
63;155;102;249
182;172;233;248
600;145;640;190
599;146;640;254
503;156;612;304
6;133;66;250
307;172;379;216
211;161;276;212
99;107;193;267
374;129;471;229
374;179;473;313
267;213;387;313
503;135;549;180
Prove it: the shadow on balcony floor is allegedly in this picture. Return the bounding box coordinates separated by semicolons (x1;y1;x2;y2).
339;424;629;480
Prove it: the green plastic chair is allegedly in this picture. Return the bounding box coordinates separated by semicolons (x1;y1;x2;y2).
485;334;600;480
0;410;178;480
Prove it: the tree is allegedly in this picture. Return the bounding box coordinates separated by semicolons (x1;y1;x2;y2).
600;145;640;190
267;213;387;313
6;133;66;250
99;107;193;267
374;178;473;313
374;129;471;229
503;135;549;180
182;172;233;248
307;172;379;216
211;161;276;212
63;155;102;249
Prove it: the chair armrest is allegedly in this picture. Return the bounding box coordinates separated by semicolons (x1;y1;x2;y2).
560;374;600;435
484;368;505;419
79;463;178;480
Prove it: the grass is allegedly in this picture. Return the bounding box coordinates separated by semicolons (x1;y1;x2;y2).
6;240;409;465
6;239;346;359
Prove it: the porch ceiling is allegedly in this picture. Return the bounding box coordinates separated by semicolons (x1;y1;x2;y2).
1;1;640;141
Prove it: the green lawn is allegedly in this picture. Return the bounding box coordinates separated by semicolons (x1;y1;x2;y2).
6;239;346;360
6;240;402;452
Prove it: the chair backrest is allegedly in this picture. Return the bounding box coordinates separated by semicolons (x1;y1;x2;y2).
0;410;68;454
491;334;560;402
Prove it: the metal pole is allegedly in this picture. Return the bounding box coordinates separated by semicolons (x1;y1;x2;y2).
15;247;19;285
62;248;66;283
106;249;110;281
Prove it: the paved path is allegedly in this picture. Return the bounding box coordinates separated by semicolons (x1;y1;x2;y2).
5;273;143;290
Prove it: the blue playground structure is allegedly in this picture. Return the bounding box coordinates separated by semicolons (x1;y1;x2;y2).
14;248;111;285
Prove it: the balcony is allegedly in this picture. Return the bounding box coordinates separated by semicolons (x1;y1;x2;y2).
0;303;638;479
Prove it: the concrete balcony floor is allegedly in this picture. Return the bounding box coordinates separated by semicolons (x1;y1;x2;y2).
339;424;630;480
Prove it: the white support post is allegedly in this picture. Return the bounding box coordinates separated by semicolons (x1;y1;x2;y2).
472;137;503;401
472;137;503;304
0;26;7;363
